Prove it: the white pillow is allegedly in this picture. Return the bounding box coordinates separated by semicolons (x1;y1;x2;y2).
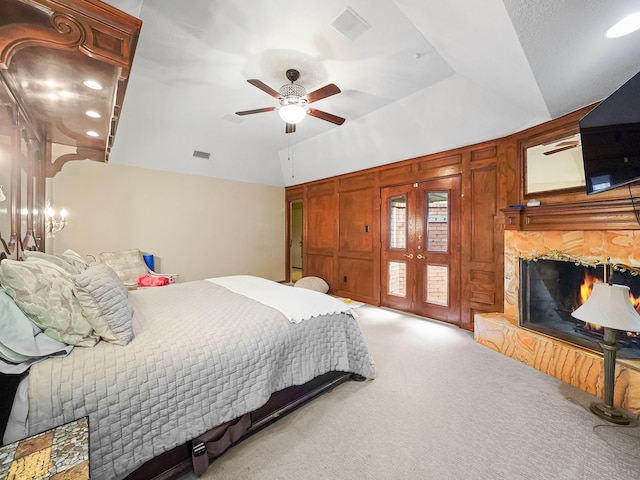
73;264;134;346
294;276;330;293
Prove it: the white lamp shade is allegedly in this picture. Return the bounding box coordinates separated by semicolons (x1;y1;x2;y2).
571;282;640;332
278;104;306;124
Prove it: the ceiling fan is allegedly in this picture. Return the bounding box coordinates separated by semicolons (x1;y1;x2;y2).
543;138;581;156
235;69;345;134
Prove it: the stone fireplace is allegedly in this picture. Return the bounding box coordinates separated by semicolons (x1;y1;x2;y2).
475;229;640;415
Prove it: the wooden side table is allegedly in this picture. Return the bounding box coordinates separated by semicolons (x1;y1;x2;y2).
0;417;89;479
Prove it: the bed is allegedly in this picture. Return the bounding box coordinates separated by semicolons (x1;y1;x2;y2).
0;259;375;480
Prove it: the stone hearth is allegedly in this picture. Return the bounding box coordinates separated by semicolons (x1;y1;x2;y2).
475;230;640;415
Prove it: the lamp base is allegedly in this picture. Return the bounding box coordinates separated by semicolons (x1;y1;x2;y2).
590;401;633;425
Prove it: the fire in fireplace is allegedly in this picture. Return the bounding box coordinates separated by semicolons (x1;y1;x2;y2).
519;255;640;359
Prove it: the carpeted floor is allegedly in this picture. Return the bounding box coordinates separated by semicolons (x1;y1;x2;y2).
177;305;640;480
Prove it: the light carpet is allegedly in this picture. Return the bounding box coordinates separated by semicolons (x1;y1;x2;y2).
177;305;640;480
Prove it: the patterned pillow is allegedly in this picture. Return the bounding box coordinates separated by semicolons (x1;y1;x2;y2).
0;288;73;373
23;251;82;275
59;249;89;272
73;264;134;346
0;260;98;347
294;276;330;293
95;248;148;286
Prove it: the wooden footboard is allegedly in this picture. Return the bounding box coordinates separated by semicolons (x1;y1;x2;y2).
125;371;355;480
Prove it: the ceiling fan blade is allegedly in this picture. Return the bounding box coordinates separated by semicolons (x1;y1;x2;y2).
543;144;579;156
247;79;280;98
235;107;276;116
308;108;345;125
285;123;296;134
307;83;341;103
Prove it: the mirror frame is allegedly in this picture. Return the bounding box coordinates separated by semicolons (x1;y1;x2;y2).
519;122;586;200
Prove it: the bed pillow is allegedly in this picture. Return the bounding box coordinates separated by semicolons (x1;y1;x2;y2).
73;264;134;346
23;250;82;275
0;260;98;347
95;248;148;286
59;249;90;272
294;276;330;293
0;288;73;374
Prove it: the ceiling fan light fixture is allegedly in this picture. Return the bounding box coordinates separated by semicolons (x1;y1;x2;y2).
279;104;306;124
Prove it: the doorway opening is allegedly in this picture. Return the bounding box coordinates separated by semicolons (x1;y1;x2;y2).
290;200;303;283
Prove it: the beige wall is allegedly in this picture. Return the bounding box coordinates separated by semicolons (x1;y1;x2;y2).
50;161;285;282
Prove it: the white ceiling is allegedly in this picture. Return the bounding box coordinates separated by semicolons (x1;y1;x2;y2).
105;0;640;187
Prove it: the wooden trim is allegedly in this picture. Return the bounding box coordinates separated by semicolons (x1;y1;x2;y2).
501;199;640;231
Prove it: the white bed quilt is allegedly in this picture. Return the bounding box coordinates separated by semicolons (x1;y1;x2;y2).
27;279;375;479
207;275;356;323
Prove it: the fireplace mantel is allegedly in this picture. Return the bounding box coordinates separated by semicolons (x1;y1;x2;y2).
502;199;640;231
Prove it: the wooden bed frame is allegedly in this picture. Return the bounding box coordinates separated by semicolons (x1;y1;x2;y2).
124;371;364;479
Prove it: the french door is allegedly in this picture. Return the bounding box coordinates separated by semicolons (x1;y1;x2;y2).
380;177;461;324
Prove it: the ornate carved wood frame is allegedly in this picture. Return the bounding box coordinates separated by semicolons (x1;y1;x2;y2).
0;0;141;257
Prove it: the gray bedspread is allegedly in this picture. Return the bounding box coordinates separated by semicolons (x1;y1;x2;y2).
27;280;374;479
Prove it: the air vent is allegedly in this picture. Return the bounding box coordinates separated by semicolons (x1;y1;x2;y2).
331;7;370;41
192;150;211;159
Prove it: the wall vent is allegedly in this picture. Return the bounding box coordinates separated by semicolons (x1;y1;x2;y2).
192;150;211;159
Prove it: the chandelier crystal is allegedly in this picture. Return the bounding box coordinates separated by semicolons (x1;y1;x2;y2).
45;201;67;237
278;82;308;124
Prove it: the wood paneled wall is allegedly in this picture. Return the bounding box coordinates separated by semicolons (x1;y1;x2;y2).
287;138;506;330
285;105;636;330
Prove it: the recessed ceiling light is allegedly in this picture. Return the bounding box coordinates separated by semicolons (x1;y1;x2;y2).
606;12;640;38
86;130;99;137
85;110;101;118
83;79;102;90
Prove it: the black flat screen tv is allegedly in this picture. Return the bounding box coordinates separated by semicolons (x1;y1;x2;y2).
579;71;640;195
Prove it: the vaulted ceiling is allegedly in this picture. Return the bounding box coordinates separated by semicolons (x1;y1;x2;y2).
105;0;640;187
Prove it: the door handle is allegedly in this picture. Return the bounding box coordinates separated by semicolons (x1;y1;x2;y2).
417;254;425;260
403;253;414;259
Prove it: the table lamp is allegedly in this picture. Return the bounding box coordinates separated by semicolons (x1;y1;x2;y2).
572;282;640;424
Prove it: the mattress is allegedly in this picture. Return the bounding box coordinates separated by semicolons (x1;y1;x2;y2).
26;279;374;479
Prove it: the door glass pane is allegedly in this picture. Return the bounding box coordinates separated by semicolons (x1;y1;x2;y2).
425;264;448;306
389;195;407;249
388;261;407;297
426;192;448;252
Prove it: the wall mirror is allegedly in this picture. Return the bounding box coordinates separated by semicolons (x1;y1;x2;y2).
522;128;586;198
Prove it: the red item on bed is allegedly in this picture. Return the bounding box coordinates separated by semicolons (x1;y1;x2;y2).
138;275;171;287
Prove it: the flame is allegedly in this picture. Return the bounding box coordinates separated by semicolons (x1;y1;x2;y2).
578;271;602;306
577;271;640;339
